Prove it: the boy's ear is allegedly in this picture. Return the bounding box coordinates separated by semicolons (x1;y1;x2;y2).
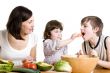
94;27;99;33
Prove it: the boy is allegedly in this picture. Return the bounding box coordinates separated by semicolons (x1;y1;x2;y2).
80;16;110;69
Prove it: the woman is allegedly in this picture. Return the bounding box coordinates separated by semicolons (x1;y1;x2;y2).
0;6;37;66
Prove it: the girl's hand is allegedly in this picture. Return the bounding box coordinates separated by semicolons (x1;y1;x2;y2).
71;33;81;40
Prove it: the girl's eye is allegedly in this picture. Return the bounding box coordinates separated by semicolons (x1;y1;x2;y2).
55;31;59;33
84;25;87;27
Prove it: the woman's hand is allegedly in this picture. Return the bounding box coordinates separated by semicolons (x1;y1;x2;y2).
22;56;34;63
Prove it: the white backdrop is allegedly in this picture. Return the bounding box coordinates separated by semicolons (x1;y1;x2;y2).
0;0;110;61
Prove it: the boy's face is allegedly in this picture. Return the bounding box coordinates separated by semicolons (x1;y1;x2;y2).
50;28;62;40
80;21;96;41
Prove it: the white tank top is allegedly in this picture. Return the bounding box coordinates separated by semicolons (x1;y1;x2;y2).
82;35;108;61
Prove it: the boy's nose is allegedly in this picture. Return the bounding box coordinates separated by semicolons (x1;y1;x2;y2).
80;26;84;30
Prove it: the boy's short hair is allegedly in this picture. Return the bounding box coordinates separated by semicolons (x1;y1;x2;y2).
81;16;103;36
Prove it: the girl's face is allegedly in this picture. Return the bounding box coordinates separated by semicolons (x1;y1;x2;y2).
21;16;34;35
80;21;96;41
50;28;62;40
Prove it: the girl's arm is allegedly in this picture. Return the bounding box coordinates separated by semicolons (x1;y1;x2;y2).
58;33;81;49
98;37;110;69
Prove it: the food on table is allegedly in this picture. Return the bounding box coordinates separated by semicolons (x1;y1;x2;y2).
23;61;37;70
37;62;53;71
54;60;72;72
0;59;14;72
12;67;40;73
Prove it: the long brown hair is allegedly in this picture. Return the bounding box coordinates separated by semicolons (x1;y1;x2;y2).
6;6;32;40
43;20;63;41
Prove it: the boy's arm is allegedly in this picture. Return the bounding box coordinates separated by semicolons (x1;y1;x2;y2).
98;37;110;69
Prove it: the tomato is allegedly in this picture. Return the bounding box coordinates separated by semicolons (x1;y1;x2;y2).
23;62;37;70
23;62;32;68
30;63;37;70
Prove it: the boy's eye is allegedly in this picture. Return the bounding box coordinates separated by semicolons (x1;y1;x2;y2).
28;20;33;24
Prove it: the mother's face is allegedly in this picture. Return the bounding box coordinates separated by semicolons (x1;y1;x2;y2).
21;16;34;35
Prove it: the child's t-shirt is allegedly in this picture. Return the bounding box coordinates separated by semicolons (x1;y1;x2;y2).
43;39;67;64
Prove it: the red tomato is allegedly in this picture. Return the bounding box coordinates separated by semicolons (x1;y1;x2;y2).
23;62;32;68
30;63;37;70
23;62;37;70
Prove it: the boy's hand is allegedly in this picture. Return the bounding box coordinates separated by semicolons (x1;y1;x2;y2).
89;49;98;57
76;50;83;57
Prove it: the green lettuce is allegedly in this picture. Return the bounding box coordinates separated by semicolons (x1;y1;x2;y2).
54;60;72;72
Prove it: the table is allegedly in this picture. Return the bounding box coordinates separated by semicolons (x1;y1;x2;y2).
9;67;110;73
41;68;110;73
94;67;110;73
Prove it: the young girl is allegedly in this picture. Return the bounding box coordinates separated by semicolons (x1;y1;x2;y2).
43;20;80;64
80;16;110;69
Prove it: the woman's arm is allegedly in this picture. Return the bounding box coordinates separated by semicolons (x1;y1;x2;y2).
22;44;37;63
98;37;110;69
30;45;36;60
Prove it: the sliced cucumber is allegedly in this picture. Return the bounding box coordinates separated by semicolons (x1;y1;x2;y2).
12;67;40;73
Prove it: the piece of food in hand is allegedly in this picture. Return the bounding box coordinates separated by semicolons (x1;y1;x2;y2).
37;62;53;71
54;60;72;72
23;61;37;70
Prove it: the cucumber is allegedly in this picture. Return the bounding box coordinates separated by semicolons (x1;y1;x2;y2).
12;67;40;73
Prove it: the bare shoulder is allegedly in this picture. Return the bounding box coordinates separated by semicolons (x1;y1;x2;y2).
106;36;110;43
106;36;110;50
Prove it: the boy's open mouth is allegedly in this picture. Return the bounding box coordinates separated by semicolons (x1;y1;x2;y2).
81;32;85;36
